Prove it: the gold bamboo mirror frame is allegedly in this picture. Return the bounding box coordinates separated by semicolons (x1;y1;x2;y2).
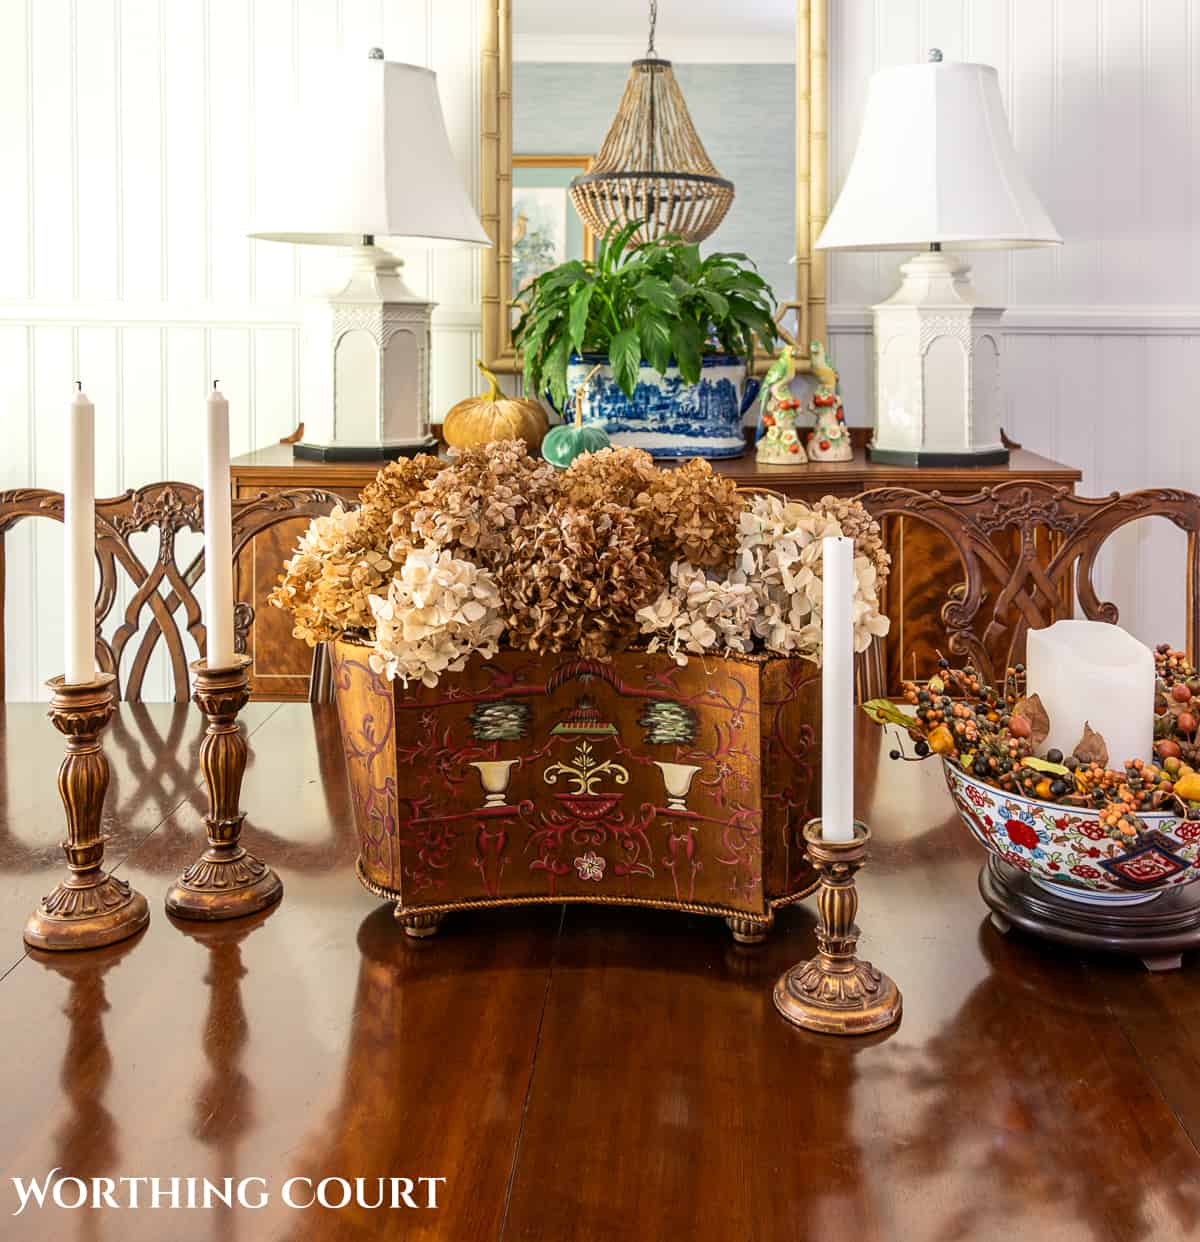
480;0;828;377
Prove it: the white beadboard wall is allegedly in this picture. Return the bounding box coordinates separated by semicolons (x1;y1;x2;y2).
0;0;484;700
2;0;1198;698
825;0;1200;654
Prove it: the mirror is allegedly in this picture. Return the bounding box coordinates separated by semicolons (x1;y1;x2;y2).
480;0;828;377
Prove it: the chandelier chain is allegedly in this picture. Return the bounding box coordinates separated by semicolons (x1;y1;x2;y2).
646;0;658;57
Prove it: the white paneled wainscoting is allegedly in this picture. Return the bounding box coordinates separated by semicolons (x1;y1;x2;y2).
0;0;483;700
824;0;1200;661
2;0;1200;698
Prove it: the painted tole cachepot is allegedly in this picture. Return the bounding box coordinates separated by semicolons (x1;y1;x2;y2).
331;639;830;941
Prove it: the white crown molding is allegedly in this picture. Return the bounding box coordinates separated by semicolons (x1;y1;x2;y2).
513;33;793;65
827;306;1200;336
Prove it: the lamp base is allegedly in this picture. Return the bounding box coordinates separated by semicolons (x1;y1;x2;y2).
867;443;1009;468
298;242;436;460
293;437;437;462
871;250;1006;467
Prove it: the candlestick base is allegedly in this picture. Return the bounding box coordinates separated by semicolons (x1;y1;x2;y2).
773;820;901;1036
24;674;151;952
166;657;283;922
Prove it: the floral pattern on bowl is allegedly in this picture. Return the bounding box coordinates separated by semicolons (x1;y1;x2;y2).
943;760;1200;905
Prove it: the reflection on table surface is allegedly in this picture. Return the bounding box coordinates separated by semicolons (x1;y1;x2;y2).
2;703;1200;1242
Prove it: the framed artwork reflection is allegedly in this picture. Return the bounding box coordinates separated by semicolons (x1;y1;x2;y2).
512;155;595;302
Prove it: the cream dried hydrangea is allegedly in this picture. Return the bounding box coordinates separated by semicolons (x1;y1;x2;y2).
367;544;503;688
637;494;890;665
268;506;392;645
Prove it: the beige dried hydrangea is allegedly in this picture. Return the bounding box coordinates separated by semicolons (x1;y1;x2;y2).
633;457;743;569
637;493;890;665
498;499;664;659
368;544;504;688
268;506;392;645
392;439;560;569
356;454;446;548
801;494;891;584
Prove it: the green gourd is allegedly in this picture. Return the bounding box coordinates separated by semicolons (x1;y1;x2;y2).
541;365;610;468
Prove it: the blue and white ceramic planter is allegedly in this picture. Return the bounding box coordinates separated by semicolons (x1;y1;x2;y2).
563;353;760;459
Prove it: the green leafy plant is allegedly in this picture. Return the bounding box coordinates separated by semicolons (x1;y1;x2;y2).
512;220;779;410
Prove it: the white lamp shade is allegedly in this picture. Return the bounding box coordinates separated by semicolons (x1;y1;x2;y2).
816;60;1060;251
250;54;490;249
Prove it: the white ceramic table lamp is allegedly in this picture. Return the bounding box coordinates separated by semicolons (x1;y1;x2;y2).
251;50;490;461
816;52;1061;466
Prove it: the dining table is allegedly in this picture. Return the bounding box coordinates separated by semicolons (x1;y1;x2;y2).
2;699;1199;1242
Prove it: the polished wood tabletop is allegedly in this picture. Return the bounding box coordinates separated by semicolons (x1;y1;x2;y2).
2;701;1199;1241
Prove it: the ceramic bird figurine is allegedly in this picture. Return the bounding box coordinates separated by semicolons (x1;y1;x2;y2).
805;340;852;462
755;348;806;463
809;340;838;390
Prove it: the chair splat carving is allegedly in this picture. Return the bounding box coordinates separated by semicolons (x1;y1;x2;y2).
858;482;1200;686
0;483;342;701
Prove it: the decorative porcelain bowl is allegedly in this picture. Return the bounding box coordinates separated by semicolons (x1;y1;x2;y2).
943;760;1200;905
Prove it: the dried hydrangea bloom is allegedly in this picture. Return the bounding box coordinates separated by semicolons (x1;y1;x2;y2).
356;454;446;549
561;446;659;509
268;506;393;645
638;493;890;665
637;562;764;663
498;500;664;659
368;544;503;687
393;439;561;569
633;457;743;569
798;494;891;585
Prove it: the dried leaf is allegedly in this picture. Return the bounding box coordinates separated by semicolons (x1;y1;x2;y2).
861;699;915;729
1072;720;1109;767
1022;756;1070;776
1014;693;1051;747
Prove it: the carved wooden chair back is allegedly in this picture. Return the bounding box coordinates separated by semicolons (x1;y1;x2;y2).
857;482;1200;687
0;484;343;702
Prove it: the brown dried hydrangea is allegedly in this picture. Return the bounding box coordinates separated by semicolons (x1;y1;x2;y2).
799;494;891;586
633;457;743;570
497;499;664;659
391;440;561;569
267;506;392;645
356;454;446;548
561;445;659;509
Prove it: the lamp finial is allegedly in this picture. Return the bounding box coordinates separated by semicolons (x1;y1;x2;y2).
928;48;943;62
368;47;383;60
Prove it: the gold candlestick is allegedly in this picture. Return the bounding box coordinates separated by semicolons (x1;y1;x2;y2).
24;673;150;951
166;655;282;920
773;820;901;1035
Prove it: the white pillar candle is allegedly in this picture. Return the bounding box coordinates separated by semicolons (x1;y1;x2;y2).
204;383;236;668
821;535;856;841
64;383;96;685
1026;620;1154;765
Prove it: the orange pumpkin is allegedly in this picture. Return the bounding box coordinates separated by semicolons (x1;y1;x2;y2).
442;361;549;451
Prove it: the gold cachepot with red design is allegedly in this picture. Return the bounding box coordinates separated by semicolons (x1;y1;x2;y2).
331;639;827;936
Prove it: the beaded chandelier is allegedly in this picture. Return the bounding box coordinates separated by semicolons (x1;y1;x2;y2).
569;1;734;244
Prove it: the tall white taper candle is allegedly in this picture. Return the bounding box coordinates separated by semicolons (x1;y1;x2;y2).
64;383;96;685
821;535;855;841
204;383;235;668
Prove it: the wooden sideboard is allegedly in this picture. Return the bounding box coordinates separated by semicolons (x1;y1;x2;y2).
231;438;1081;701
